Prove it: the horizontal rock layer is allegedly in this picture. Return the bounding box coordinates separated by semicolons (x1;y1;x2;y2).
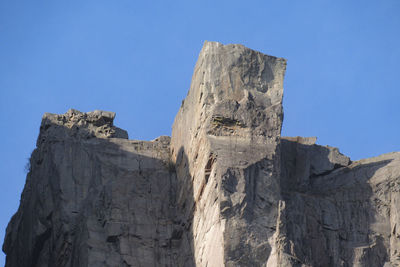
3;41;400;267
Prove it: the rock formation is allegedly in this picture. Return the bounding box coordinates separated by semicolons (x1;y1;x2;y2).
3;41;400;267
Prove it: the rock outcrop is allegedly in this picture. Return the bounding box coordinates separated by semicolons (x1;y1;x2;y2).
278;138;400;266
171;41;286;266
3;110;182;266
3;41;400;267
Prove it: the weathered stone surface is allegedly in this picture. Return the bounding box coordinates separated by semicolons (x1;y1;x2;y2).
40;109;129;141
276;149;400;267
281;136;351;192
171;41;287;266
3;41;400;267
3;110;187;267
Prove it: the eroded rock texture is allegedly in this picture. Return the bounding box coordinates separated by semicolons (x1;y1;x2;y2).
3;110;187;266
3;41;400;267
278;138;400;266
171;41;287;266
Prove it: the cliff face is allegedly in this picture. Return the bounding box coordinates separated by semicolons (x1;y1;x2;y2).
278;138;400;266
3;41;400;267
170;42;286;266
2;110;184;266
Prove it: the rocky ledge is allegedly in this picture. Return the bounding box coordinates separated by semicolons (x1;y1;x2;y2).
3;41;400;267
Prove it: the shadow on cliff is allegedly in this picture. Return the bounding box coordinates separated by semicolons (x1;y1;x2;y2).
2;119;196;267
279;139;393;267
172;146;196;267
79;139;196;267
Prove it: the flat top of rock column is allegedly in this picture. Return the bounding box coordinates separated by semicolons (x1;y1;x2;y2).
198;41;286;104
171;41;287;160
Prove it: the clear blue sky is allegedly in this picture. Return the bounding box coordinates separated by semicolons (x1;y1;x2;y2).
1;1;399;264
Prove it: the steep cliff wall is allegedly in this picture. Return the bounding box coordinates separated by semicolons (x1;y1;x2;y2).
170;41;287;266
2;110;189;266
3;42;400;267
278;138;400;266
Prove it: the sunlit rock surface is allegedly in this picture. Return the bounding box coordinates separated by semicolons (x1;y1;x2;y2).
3;42;400;267
171;41;287;266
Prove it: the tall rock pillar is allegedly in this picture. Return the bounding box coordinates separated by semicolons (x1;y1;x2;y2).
171;41;287;266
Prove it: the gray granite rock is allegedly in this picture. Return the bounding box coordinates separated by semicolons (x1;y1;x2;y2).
3;41;400;267
276;149;400;267
40;109;129;142
281;136;351;192
171;41;287;266
3;111;188;267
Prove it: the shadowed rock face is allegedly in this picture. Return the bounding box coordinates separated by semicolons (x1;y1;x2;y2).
3;110;188;267
278;139;400;267
3;41;400;267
